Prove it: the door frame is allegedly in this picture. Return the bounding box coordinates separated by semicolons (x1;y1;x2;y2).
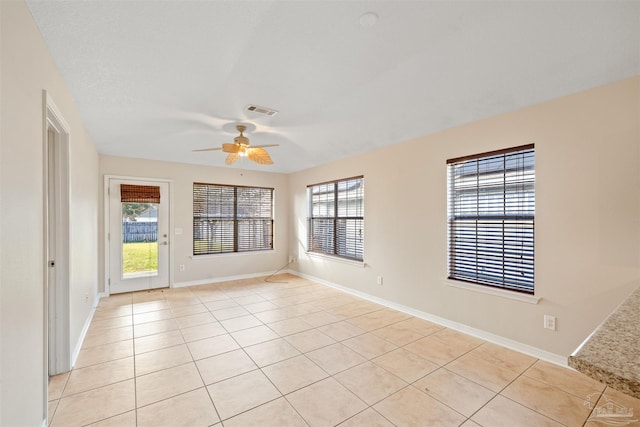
104;175;173;295
42;91;71;409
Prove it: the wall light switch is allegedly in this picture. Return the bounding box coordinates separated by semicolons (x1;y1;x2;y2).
175;227;183;235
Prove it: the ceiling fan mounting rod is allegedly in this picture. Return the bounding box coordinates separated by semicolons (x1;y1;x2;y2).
234;124;250;146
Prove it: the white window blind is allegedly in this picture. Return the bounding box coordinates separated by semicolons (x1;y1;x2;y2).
193;183;273;255
308;176;364;261
447;145;535;294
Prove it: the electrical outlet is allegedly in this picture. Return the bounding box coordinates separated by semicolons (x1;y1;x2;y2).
544;315;556;331
84;293;89;303
377;276;383;286
179;264;185;272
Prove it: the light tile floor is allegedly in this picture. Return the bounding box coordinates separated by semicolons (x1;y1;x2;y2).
48;274;640;426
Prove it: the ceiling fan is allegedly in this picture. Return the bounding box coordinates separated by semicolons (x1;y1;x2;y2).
193;124;279;165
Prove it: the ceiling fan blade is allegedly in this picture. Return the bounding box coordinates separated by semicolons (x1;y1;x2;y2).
249;144;280;149
222;143;240;153
192;147;223;152
247;147;273;165
225;153;240;165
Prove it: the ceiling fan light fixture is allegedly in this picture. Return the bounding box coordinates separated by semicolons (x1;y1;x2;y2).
234;134;249;145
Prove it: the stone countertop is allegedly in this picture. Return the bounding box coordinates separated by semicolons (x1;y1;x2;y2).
569;286;640;399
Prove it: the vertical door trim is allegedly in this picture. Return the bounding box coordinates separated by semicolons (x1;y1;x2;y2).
103;175;173;295
42;91;71;420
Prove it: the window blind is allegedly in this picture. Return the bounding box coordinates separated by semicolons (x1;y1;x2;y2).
193;183;273;255
308;176;364;261
447;145;535;294
120;184;160;204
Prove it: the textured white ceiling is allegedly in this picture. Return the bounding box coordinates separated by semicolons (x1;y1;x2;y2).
26;1;640;173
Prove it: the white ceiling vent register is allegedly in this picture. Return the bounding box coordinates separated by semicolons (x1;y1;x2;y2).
246;105;279;116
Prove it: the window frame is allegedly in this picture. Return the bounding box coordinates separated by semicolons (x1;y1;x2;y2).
192;182;274;256
447;144;535;294
307;176;364;261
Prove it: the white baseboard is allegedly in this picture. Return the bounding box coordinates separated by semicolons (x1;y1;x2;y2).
173;270;292;289
290;270;568;367
70;293;105;368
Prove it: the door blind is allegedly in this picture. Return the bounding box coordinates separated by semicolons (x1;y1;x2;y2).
120;184;160;204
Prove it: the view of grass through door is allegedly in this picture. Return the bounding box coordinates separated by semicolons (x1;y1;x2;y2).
122;202;158;277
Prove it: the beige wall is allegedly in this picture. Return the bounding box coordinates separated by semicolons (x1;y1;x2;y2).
0;2;100;425
289;76;640;358
99;156;289;292
0;3;637;424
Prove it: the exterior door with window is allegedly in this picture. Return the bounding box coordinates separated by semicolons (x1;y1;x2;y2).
108;179;170;293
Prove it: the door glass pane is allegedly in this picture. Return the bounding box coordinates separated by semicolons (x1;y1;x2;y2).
121;202;158;278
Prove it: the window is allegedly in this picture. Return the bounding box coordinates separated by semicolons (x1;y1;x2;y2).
447;145;535;294
308;176;364;261
193;183;273;255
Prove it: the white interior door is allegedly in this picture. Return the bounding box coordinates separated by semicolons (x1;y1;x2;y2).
46;125;70;375
47;129;58;371
44;93;71;379
108;179;170;293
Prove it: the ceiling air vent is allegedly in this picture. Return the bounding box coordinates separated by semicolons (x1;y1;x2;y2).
246;105;278;116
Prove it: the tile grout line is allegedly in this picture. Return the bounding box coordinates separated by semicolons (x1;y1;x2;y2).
438;343;532;424
130;293;139;427
208;282;331;426
76;275;606;427
469;360;572;427
248;288;419;426
579;388;608;427
85;279;396;421
57;292;136;425
181;291;225;425
216;287;291;424
207;283;295;426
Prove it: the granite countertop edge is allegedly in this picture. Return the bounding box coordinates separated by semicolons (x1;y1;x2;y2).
568;285;640;399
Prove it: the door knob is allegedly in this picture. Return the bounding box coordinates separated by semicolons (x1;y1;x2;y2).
161;241;168;246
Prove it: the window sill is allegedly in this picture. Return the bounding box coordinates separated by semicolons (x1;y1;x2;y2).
306;251;365;268
190;249;275;260
444;279;541;304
